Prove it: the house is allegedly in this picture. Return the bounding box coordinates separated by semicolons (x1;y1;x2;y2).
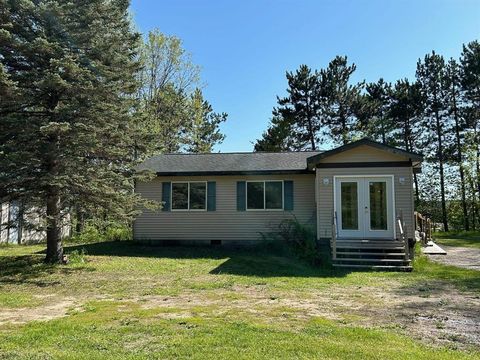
134;138;423;270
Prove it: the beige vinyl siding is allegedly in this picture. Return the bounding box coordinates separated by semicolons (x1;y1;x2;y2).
320;145;407;163
316;167;415;240
134;174;316;242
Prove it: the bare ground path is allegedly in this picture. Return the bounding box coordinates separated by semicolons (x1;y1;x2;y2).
428;245;480;270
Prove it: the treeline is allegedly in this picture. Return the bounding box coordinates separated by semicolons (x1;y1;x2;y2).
255;42;480;232
0;1;226;261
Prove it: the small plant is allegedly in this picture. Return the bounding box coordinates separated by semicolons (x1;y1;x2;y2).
67;222;132;244
269;217;320;265
68;248;88;264
105;225;131;242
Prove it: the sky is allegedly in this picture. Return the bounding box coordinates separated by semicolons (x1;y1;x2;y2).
130;0;480;152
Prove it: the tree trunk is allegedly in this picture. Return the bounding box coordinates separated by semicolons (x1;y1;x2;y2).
75;205;84;235
451;83;469;230
45;137;63;263
45;189;62;263
476;141;480;202
306;116;316;150
17;200;24;244
470;177;478;231
405;129;420;203
341;111;347;145
434;106;448;232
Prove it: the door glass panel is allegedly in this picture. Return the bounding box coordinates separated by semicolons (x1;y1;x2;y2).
341;182;358;230
369;181;388;230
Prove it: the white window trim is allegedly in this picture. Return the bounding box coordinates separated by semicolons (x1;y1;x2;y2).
171;181;207;212
246;180;284;211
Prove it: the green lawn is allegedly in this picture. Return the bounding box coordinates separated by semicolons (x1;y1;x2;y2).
434;231;480;249
0;241;479;359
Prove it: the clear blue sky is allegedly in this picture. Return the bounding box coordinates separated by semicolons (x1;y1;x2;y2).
130;0;480;152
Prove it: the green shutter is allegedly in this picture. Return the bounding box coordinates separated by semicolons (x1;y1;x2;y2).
207;181;216;211
284;180;294;211
236;181;246;211
162;182;171;211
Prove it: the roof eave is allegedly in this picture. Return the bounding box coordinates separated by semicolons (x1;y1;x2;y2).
307;138;423;170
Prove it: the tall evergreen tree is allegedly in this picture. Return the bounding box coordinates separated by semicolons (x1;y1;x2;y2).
445;58;469;230
460;40;480;218
358;78;394;144
273;65;324;150
254;116;295;152
186;88;227;153
322;56;363;145
0;0;150;262
389;79;424;202
416;51;451;231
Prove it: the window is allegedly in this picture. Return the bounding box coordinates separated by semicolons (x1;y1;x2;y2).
246;181;283;210
171;182;207;211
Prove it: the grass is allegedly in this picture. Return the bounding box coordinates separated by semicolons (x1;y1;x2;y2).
433;231;480;249
0;240;479;359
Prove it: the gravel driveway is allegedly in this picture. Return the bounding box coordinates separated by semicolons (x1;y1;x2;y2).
428;245;480;270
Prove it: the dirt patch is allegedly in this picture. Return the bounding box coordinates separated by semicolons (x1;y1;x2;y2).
131;283;480;350
0;296;79;325
428;245;480;270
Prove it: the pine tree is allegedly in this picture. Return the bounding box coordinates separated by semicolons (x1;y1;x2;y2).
460;40;480;229
273;65;324;150
445;58;469;230
358;78;394;144
186;88;227;153
0;0;151;262
416;51;451;231
254;116;295;152
322;56;364;145
389;79;424;202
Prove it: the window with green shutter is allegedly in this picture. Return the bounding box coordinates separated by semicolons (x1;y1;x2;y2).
283;180;294;211
207;182;216;211
236;181;246;211
162;182;171;211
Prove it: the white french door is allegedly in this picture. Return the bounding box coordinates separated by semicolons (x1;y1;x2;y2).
334;176;394;239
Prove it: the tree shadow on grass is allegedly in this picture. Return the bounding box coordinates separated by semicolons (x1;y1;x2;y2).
64;241;351;278
0;253;89;287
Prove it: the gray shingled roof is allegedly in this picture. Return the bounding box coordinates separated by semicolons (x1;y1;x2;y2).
136;151;322;175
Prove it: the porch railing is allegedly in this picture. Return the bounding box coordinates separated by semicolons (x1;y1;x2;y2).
414;211;433;245
397;215;409;260
332;211;338;260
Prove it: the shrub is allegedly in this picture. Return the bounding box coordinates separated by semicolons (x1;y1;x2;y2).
68;248;87;264
68;224;101;244
269;218;319;265
67;222;132;244
105;225;131;242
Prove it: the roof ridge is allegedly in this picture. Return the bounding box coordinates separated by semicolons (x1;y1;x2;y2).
161;150;323;156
